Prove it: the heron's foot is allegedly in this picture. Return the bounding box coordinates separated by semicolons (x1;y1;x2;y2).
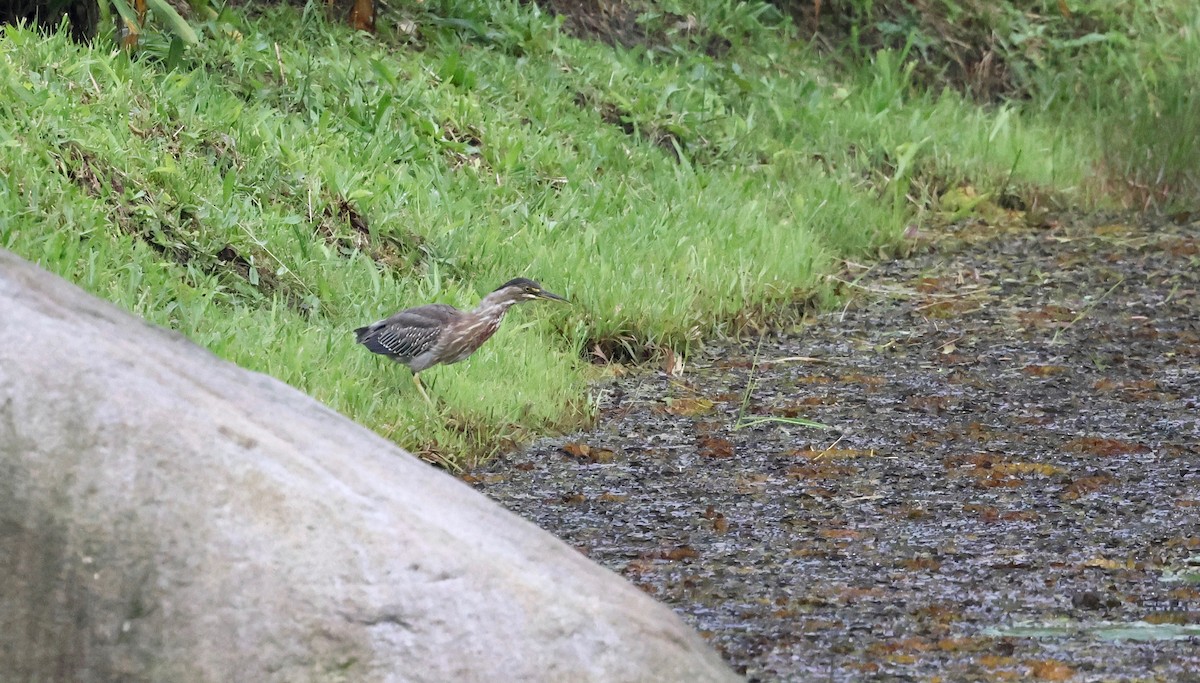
413;374;434;407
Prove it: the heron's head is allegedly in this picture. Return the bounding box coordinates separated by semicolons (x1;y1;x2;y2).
492;277;568;305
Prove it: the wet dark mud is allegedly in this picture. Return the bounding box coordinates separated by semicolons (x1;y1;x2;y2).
471;216;1200;681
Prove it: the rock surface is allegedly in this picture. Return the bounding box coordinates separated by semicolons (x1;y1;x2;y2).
0;249;738;683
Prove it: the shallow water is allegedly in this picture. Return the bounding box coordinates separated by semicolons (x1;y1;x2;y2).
472;215;1200;681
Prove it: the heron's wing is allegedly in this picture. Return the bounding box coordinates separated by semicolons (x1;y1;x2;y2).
355;303;459;361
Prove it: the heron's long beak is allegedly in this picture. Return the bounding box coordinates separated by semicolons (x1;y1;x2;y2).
538;289;568;303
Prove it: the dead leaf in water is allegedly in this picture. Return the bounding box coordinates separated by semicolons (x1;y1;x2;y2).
1018;305;1076;327
1082;556;1136;571
794;375;832;384
622;559;655;575
1144;611;1191;625
964;504;1000;522
868;637;933;656
1027;659;1075;681
665;396;715;416
818;528;862;540
1063;436;1148;456
1167;586;1200;600
1093;378;1166;402
839;372;886;386
913;604;963;624
560;442;616;463
698;435;735;459
965;422;1000;440
900;556;942;571
916;276;947;293
1094;222;1132;234
661;545;699;561
735;473;769;492
993;461;1066;477
700;506;724;532
1061;474;1116;500
978;654;1016;668
702;505;729;533
935;636;987;652
947;454;1057;488
1164;235;1199;256
776;397;835;416
905;394;951;413
661;346;682;376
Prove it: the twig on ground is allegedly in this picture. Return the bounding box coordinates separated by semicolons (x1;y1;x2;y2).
1052;277;1125;344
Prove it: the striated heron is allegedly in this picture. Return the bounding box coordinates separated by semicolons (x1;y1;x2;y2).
354;277;567;404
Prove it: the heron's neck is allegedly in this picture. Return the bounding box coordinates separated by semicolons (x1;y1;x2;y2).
472;292;518;322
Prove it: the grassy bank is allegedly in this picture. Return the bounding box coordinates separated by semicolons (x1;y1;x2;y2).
1;0;1192;465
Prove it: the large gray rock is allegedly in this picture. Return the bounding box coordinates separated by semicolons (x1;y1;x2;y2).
0;250;739;683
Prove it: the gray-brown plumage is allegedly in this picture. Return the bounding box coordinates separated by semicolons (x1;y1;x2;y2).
354;277;567;404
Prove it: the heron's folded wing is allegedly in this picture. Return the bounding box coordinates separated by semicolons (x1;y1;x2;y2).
359;303;458;360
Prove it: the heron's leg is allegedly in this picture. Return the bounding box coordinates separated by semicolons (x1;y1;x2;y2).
412;372;433;407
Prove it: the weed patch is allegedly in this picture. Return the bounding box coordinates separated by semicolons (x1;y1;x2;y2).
571;88;683;161
3;0;1186;463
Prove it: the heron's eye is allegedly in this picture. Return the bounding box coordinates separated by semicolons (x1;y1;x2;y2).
526;287;538;293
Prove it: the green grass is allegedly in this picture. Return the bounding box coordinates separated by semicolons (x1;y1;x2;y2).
0;0;1191;465
1067;3;1200;207
811;0;1200;208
